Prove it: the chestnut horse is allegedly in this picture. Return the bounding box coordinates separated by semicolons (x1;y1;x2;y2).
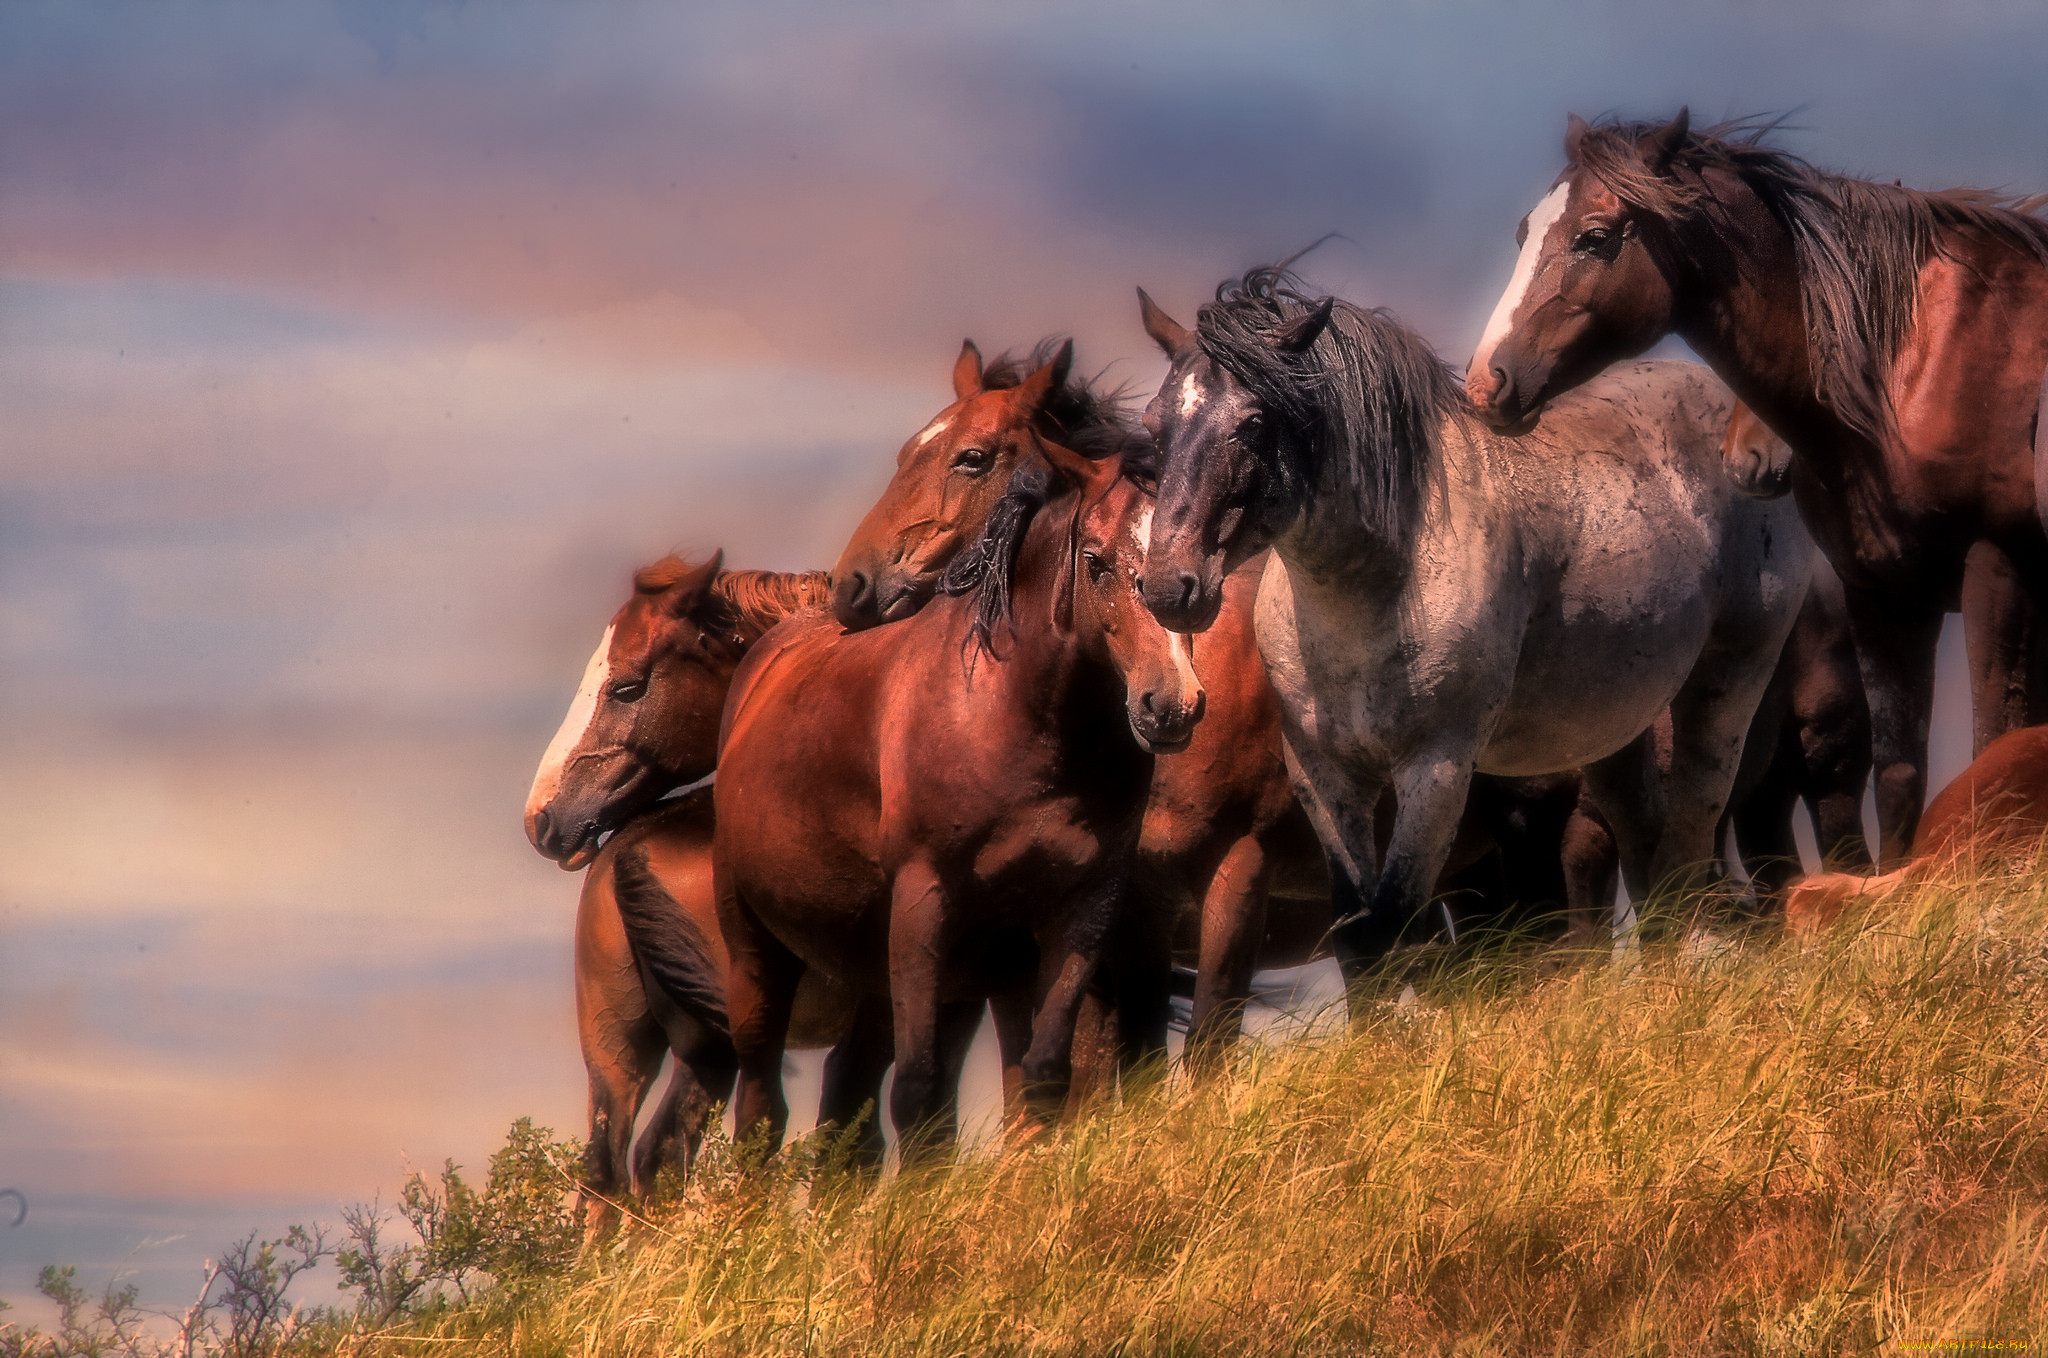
1786;723;2048;933
716;443;1203;1159
828;337;1617;1061
526;557;899;1216
1139;269;1808;983
1466;111;2048;866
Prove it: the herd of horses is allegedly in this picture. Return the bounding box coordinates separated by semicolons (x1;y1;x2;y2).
521;111;2048;1223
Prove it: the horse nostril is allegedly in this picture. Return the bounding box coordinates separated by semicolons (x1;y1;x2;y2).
1174;571;1200;610
832;570;877;626
529;807;553;848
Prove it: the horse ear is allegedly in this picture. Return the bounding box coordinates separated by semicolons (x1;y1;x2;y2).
1036;437;1117;501
1013;338;1074;419
1267;298;1334;355
1138;288;1190;355
1564;112;1591;162
1637;107;1689;177
666;549;724;613
952;339;984;401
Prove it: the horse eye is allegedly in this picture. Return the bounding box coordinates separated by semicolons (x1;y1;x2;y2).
1083;551;1112;582
608;679;648;703
1574;226;1620;258
1233;415;1264;444
953;447;993;476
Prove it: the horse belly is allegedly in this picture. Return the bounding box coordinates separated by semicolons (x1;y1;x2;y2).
1478;573;1715;775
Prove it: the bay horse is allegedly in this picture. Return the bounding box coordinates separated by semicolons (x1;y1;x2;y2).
828;337;1619;1064
525;556;898;1220
1465;111;2048;866
1785;723;2048;934
1138;268;1809;985
715;442;1203;1159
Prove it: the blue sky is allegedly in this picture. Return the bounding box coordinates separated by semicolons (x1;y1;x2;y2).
3;0;2041;1322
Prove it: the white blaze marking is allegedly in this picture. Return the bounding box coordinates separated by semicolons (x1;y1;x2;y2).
1178;372;1204;417
1167;628;1203;697
1132;505;1155;555
1470;182;1572;380
913;415;950;447
526;623;614;817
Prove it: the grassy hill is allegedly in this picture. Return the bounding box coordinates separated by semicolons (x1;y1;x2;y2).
207;862;2048;1354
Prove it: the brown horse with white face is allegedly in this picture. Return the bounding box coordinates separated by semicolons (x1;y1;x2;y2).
1467;111;2048;866
525;555;830;868
527;558;899;1222
715;444;1204;1160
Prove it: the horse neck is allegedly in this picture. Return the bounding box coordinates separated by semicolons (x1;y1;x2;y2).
1277;415;1439;588
1668;172;1853;457
979;497;1121;733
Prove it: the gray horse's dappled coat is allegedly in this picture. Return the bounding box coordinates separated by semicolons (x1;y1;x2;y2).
1140;278;1808;979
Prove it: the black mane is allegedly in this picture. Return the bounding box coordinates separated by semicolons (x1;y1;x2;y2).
1573;114;2048;446
1194;265;1463;542
937;455;1058;662
982;338;1149;463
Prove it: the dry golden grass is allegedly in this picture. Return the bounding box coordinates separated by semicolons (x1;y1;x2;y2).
339;862;2048;1357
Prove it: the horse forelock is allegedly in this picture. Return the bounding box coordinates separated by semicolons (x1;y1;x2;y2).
1574;115;2048;447
1194;266;1461;542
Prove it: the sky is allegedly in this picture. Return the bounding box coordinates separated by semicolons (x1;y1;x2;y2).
4;0;2046;1325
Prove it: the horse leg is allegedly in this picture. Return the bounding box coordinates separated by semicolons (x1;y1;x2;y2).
988;987;1034;1125
714;866;802;1161
1963;541;2048;755
1559;787;1619;948
1019;874;1121;1124
817;993;894;1171
1843;587;1943;868
1730;728;1804;908
1338;746;1478;984
887;858;961;1162
1278;733;1383;989
630;1034;735;1200
1579;728;1662;904
1789;580;1876;873
579;1023;665;1239
1185;833;1270;1075
1655;642;1788;903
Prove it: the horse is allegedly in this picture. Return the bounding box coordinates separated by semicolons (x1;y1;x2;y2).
715;441;1203;1159
1464;111;2048;867
1137;267;1809;986
826;336;1325;1066
1785;723;2048;933
569;788;888;1229
524;556;898;1223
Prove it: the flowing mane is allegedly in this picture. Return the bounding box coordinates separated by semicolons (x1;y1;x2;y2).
981;337;1149;463
633;556;831;635
937;458;1059;662
1572;115;2048;446
1195;265;1463;543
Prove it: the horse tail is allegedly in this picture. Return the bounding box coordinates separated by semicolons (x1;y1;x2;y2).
609;845;732;1045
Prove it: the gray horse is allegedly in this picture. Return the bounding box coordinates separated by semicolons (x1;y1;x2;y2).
1136;267;1809;983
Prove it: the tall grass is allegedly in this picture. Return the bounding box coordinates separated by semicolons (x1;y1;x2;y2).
340;862;2048;1357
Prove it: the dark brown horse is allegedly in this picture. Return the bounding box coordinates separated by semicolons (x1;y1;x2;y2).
716;443;1203;1158
1466;111;2048;866
526;558;898;1221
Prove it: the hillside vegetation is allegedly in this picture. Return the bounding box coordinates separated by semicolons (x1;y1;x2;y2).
24;861;2046;1357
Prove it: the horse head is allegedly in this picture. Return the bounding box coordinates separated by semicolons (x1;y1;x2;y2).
1466;110;1693;433
1046;439;1207;753
1721;399;1795;499
525;552;746;869
829;339;1077;631
1134;284;1331;633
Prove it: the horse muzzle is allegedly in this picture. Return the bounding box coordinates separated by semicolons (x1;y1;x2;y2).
1129;686;1206;754
525;803;603;871
1142;566;1226;634
1466;360;1546;436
